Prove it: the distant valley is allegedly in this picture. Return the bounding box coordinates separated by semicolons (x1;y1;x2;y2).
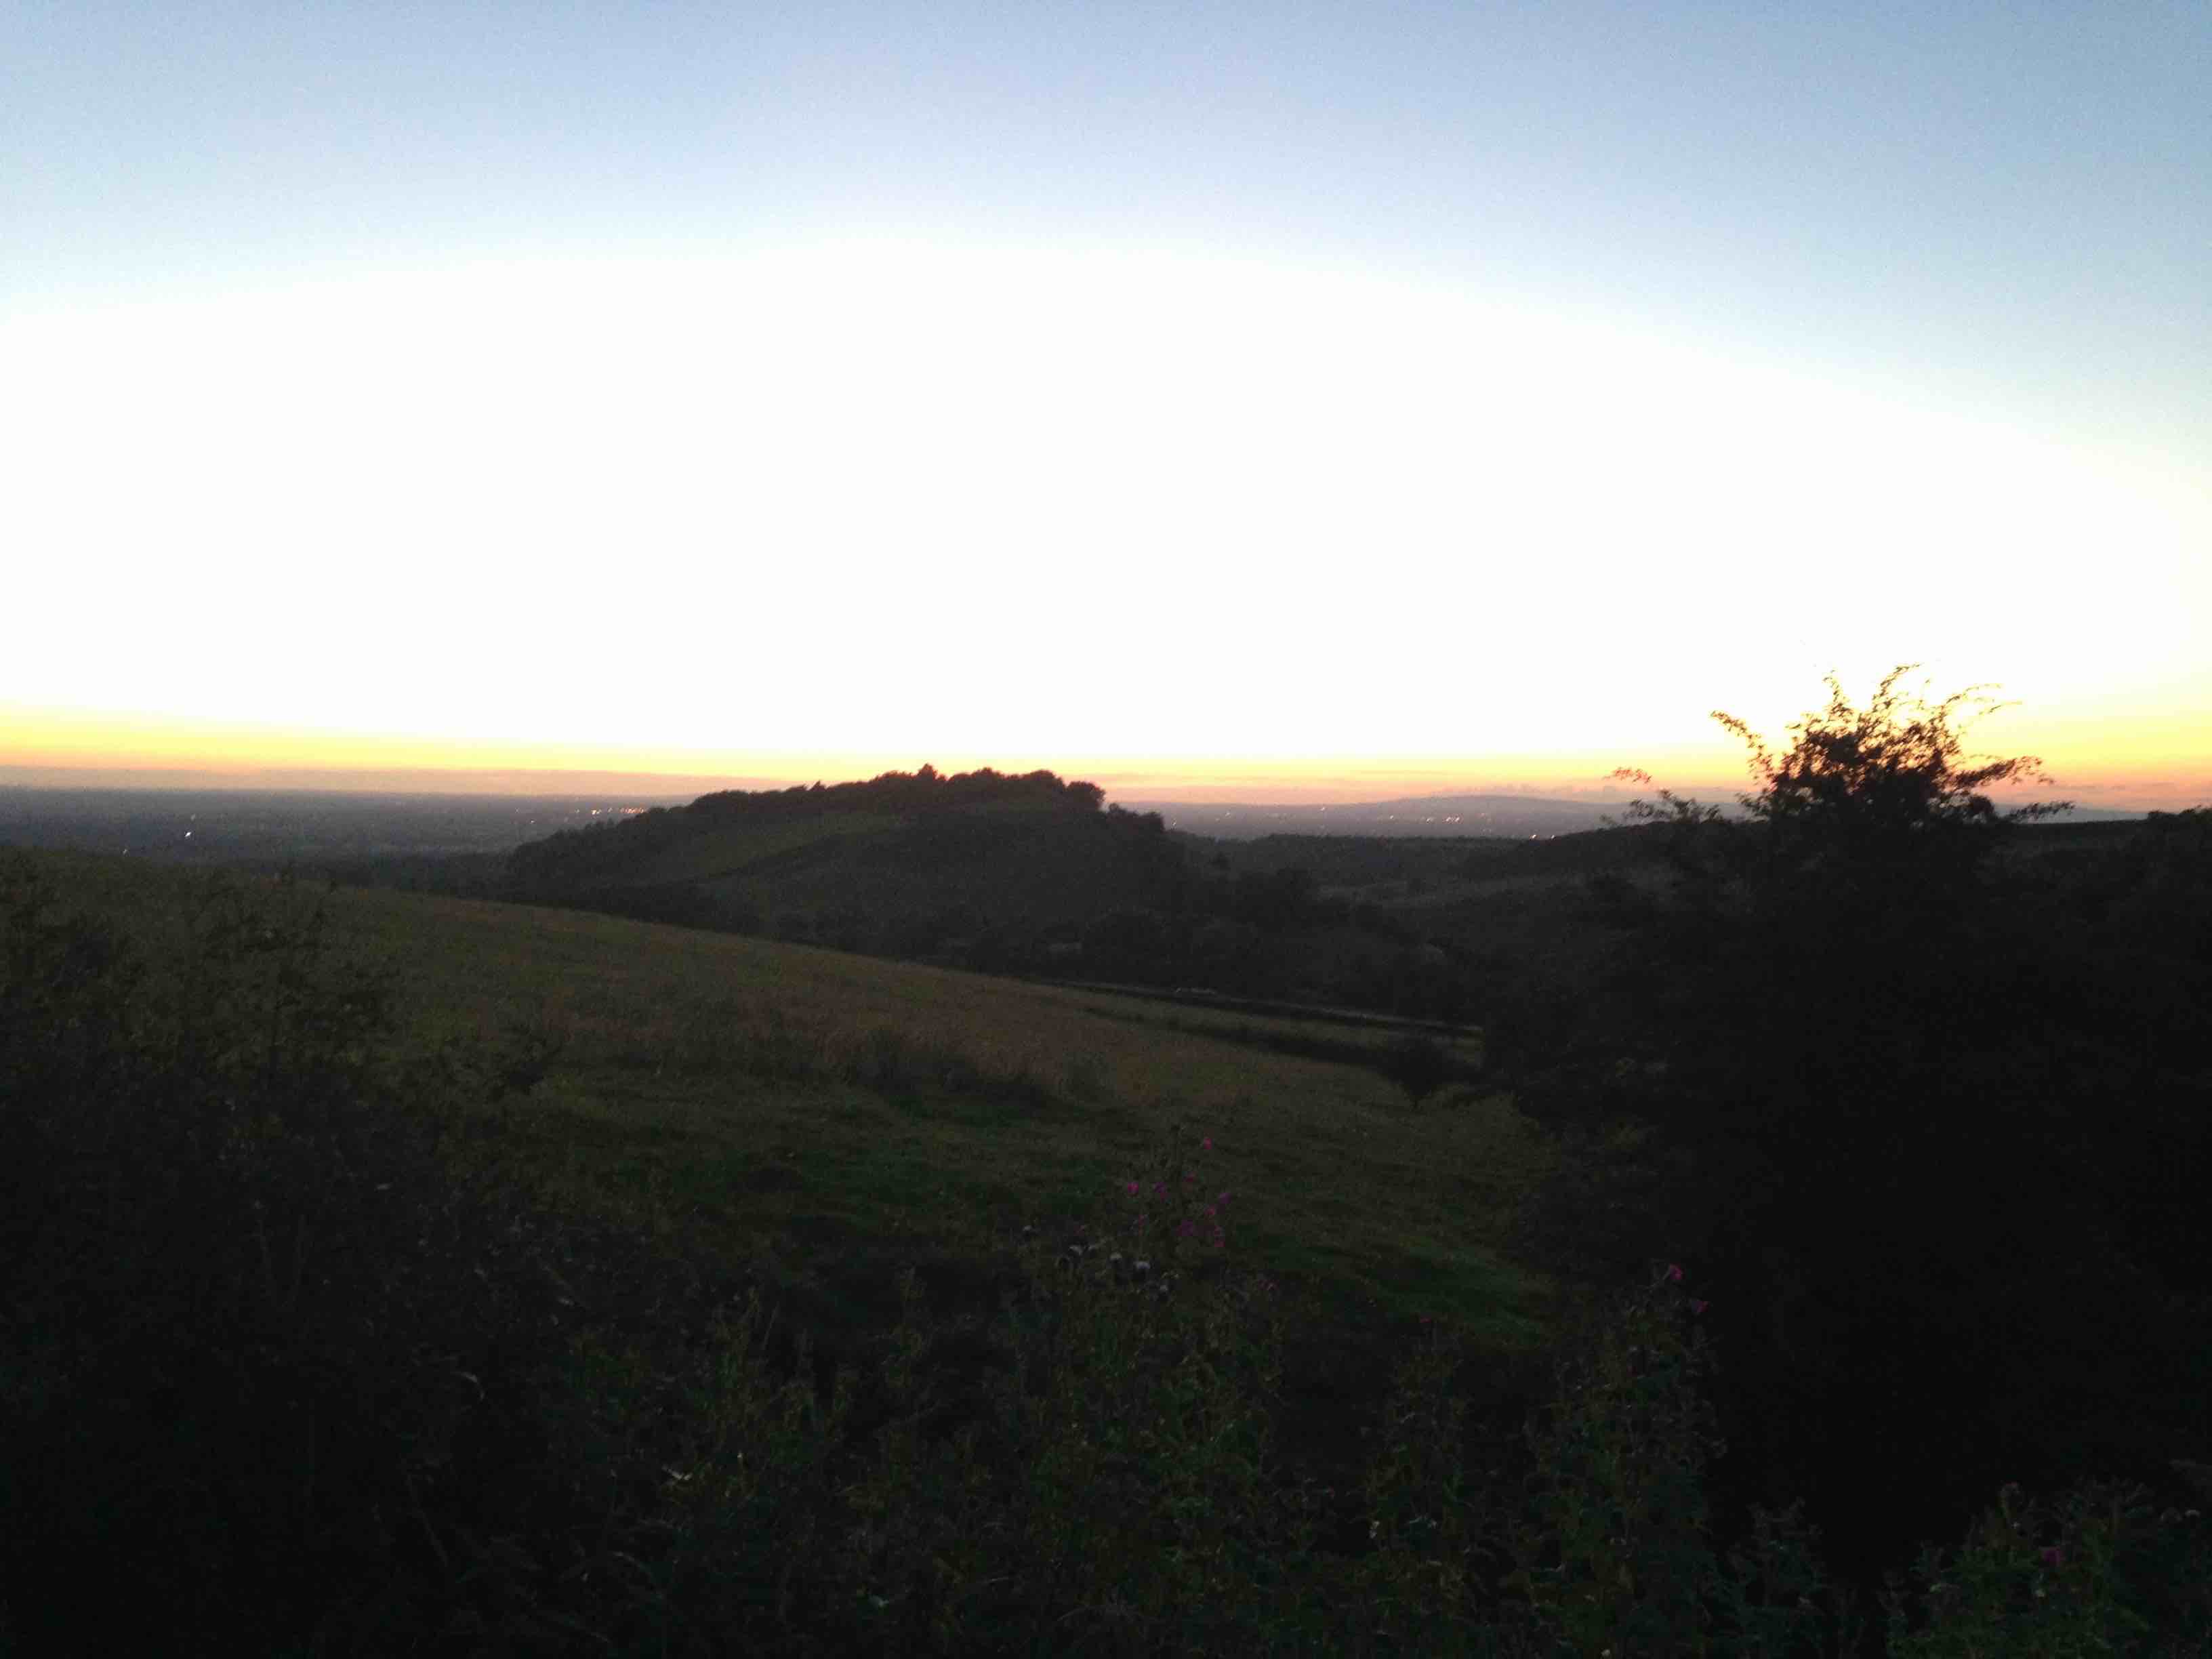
0;785;687;865
1126;792;1626;838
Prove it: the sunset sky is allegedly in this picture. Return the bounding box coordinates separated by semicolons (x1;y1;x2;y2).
7;3;2207;808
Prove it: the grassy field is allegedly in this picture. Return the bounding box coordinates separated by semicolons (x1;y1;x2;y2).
43;851;1553;1362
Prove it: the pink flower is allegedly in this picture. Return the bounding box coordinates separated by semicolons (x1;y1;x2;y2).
1201;1137;1212;1150
1664;1263;1683;1283
2041;1546;2065;1570
1154;1181;1166;1194
1689;1299;1709;1315
1126;1181;1139;1195
1218;1191;1231;1204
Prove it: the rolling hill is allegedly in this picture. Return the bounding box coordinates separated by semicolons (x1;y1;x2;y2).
504;766;1186;954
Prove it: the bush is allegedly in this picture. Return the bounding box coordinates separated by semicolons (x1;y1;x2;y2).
1885;1479;2212;1656
0;860;574;1648
1381;1031;1458;1106
1504;1265;1847;1656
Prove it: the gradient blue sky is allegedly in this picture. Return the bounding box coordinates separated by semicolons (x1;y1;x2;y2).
7;2;2208;801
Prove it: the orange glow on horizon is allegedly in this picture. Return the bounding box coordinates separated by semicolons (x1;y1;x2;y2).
6;701;2205;810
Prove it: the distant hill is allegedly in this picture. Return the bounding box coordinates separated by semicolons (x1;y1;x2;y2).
502;764;1559;1010
505;766;1187;962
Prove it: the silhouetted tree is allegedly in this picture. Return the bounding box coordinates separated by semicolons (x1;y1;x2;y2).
1380;1033;1455;1107
1523;668;2209;1587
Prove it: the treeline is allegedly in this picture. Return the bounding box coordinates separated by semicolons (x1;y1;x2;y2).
1073;866;1473;1019
691;763;1107;818
766;844;1472;1021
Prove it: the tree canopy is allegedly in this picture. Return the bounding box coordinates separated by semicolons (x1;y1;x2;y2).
1612;663;2070;893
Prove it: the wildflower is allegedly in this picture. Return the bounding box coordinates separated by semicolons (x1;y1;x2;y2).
1664;1263;1683;1283
1180;1220;1195;1237
1126;1181;1139;1195
1689;1299;1709;1315
1218;1191;1231;1204
1201;1137;1212;1149
2041;1546;2065;1570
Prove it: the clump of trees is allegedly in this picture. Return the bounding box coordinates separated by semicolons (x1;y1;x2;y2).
507;766;1111;899
690;764;1107;821
1508;667;2212;1586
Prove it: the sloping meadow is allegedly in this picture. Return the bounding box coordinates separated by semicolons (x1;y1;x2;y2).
319;876;1549;1354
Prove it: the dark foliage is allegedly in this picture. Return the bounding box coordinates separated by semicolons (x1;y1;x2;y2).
1509;670;2212;1586
0;859;684;1650
1381;1031;1460;1106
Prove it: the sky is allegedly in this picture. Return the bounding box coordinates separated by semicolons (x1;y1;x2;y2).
6;1;2207;806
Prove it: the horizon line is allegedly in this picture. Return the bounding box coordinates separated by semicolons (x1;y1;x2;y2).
1;761;2190;817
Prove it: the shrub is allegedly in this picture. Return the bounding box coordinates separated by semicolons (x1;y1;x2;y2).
0;861;571;1648
1382;1031;1458;1106
1885;1480;2212;1658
